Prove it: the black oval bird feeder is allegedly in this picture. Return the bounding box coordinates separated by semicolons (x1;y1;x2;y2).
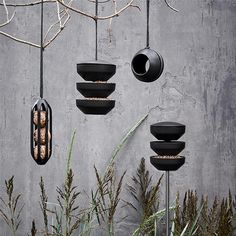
131;0;164;82
76;0;116;115
150;121;186;236
30;0;52;165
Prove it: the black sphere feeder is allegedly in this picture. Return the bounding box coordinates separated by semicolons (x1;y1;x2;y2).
30;0;52;165
131;0;164;82
76;1;116;115
150;121;186;236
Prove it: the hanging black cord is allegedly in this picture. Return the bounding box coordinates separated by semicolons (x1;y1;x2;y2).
146;0;150;48
40;0;44;98
95;0;98;60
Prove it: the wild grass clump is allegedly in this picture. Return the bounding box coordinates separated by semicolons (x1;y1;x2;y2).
127;157;163;236
174;190;236;236
0;176;24;236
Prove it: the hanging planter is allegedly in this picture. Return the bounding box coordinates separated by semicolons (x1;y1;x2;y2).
150;121;186;171
30;0;52;165
76;1;116;115
131;0;164;82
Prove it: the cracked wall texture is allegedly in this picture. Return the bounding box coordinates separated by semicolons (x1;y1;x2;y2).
0;0;235;235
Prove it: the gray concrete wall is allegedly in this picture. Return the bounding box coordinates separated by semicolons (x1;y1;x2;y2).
0;0;235;235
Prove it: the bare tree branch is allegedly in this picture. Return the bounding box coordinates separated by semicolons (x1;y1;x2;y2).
57;0;135;20
0;0;73;48
0;0;56;7
44;14;71;48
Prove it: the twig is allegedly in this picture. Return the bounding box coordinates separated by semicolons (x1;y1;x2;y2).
43;10;68;42
2;0;9;21
44;14;71;48
56;1;62;28
0;0;72;48
0;11;15;27
0;0;56;7
164;0;179;12
0;30;40;47
88;0;111;3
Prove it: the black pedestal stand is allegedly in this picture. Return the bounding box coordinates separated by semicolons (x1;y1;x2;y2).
150;121;186;235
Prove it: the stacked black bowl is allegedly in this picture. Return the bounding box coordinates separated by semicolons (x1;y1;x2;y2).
76;60;116;115
150;122;186;171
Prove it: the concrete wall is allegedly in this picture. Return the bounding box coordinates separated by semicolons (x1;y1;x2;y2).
0;0;235;235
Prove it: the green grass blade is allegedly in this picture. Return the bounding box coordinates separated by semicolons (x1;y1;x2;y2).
180;222;189;236
65;129;76;177
109;113;148;165
187;202;204;236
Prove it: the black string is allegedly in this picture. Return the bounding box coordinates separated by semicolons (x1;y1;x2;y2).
40;0;44;98
146;0;150;48
95;0;98;60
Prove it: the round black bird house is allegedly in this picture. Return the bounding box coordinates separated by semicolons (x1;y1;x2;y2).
131;0;164;82
76;1;116;115
31;99;52;165
132;48;164;82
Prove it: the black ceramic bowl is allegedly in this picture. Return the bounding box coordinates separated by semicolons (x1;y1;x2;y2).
131;48;164;82
76;82;116;98
150;141;185;156
150;156;185;171
76;99;115;115
150;122;185;141
77;60;116;82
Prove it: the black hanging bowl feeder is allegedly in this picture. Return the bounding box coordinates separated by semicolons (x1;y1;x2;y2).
150;156;185;171
150;122;185;141
131;48;164;82
150;141;185;156
76;60;117;115
77;60;116;82
76;82;115;98
30;98;52;165
76;99;115;115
